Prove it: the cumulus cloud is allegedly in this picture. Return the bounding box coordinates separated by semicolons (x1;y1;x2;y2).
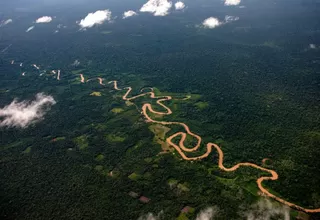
79;10;112;29
241;198;290;220
196;207;219;220
140;0;173;16
26;26;35;32
225;0;241;6
175;1;185;10
36;16;52;23
123;10;138;19
0;93;56;128
202;17;223;29
202;15;239;29
0;19;13;27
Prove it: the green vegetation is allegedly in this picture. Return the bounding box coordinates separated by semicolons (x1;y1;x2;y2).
90;91;102;96
144;157;153;163
95;154;105;161
106;134;126;142
176;213;189;220
216;176;236;187
167;178;179;188
94;165;104;172
125;100;134;106
111;108;124;114
54;137;66;141
241;180;259;196
71;69;86;74
128;172;141;181
73;135;89;150
22;146;32;154
1;6;319;219
177;182;190;192
189;94;201;100
149;124;170;140
177;206;195;220
149;124;171;152
1;141;23;151
194;101;209;109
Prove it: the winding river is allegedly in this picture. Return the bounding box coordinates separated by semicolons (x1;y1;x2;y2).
105;80;320;214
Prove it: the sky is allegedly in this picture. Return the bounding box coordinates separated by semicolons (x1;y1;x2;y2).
0;1;240;26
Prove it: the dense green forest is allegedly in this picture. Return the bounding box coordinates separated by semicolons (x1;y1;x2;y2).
1;0;320;219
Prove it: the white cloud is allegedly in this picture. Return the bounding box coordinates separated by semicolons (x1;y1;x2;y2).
26;26;35;32
196;207;219;220
202;15;239;29
4;19;13;25
202;17;222;29
0;93;56;128
36;16;53;23
140;0;173;16
225;15;239;23
309;44;317;49
225;0;241;6
0;19;13;27
79;10;112;29
123;10;138;19
241;198;290;220
175;1;185;10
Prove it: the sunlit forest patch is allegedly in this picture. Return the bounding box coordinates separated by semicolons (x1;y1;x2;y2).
90;91;102;96
111;107;124;114
22;146;32;154
194;101;209;109
73;135;89;150
106;133;127;143
95;154;105;162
